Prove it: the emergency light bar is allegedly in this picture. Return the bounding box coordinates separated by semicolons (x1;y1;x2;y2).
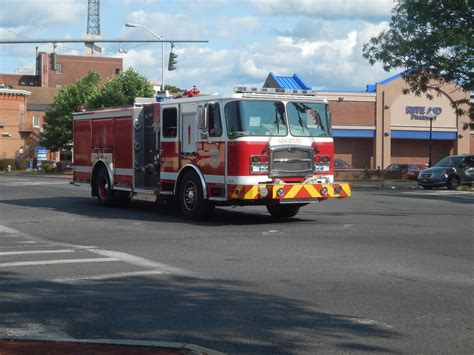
233;86;318;96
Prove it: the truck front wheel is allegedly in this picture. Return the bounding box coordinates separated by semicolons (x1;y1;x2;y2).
96;167;115;206
179;171;214;220
267;204;300;219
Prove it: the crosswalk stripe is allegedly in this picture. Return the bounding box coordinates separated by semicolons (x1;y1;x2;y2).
0;249;74;256
0;258;119;268
53;270;165;283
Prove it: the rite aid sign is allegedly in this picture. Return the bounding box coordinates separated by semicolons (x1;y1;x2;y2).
406;106;442;121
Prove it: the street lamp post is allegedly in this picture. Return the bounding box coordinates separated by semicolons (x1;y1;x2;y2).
125;23;165;90
428;113;434;167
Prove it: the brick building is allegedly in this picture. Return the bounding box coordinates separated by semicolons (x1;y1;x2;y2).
265;73;472;169
0;52;123;160
0;88;30;159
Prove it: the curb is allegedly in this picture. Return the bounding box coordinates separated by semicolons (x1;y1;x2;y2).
0;336;225;355
0;172;72;179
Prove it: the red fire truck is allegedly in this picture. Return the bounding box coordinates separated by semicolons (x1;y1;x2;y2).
73;86;351;219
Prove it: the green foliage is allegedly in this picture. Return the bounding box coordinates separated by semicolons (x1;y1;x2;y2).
0;159;29;171
41;68;154;151
363;0;473;115
41;163;54;173
87;68;154;108
41;71;102;151
164;84;181;93
14;159;27;170
0;159;16;171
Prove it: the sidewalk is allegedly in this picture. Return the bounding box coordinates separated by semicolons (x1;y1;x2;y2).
348;179;420;190
0;171;72;179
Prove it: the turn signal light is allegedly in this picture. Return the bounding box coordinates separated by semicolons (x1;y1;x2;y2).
314;155;330;163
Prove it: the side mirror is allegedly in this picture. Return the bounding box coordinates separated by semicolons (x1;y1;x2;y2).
197;105;208;130
327;111;332;133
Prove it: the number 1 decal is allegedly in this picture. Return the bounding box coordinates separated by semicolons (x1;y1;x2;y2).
187;124;191;145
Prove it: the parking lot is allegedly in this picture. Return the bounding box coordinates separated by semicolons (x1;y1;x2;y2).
0;175;473;354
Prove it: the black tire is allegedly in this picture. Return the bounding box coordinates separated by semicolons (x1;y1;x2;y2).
446;176;460;190
96;167;115;206
266;204;300;219
421;185;433;190
179;171;214;220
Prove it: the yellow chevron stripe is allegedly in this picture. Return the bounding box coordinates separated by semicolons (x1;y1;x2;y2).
341;183;352;196
244;185;259;199
285;185;301;199
303;184;321;198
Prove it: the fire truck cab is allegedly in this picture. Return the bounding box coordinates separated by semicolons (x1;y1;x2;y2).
73;87;351;219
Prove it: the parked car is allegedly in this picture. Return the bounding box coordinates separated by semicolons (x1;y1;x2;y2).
417;155;474;190
385;163;424;180
334;159;351;169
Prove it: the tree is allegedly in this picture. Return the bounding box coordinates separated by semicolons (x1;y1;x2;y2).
41;71;101;151
87;68;154;108
164;84;182;93
363;0;473;116
41;69;154;151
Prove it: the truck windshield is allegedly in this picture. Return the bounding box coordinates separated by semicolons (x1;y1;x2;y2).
287;102;331;137
225;100;288;138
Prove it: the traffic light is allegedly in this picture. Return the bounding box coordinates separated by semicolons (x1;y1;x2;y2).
168;52;178;71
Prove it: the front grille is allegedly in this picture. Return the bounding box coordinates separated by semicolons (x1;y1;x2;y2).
270;145;313;177
420;173;432;178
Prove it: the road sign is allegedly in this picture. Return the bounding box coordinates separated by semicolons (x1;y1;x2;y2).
36;147;47;160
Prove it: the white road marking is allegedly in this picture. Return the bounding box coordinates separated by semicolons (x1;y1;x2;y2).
351;318;394;329
0;223;197;278
0;258;119;268
87;248;194;276
53;270;165;283
0;249;74;256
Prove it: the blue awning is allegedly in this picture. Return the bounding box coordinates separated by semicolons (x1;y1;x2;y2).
332;129;375;138
391;130;457;140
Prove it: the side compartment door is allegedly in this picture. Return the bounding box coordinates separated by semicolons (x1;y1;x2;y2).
160;105;180;192
197;102;226;199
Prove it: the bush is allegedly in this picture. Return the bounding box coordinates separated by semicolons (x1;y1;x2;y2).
14;159;27;171
41;163;54;173
0;159;16;171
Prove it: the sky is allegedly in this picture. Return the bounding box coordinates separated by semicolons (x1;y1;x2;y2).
0;0;398;94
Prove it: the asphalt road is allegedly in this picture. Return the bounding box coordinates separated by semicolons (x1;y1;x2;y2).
0;175;473;354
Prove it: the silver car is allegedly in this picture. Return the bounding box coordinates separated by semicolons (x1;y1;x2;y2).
417;155;474;190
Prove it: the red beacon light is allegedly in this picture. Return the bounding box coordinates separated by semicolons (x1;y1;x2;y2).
183;86;200;97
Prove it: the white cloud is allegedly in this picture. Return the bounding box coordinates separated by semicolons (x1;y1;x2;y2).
119;16;395;94
0;0;86;28
122;0;156;5
245;0;393;22
124;10;209;40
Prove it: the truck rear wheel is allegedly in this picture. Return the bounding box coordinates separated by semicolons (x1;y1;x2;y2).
96;167;115;206
179;171;214;220
267;204;300;219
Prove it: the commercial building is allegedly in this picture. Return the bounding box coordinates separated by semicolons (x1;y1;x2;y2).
265;72;472;168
